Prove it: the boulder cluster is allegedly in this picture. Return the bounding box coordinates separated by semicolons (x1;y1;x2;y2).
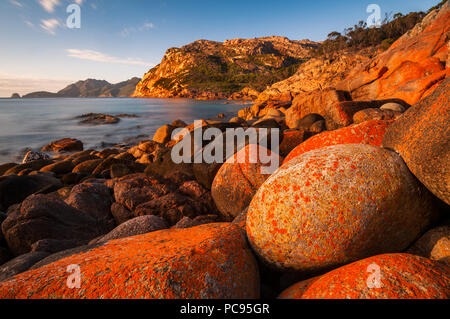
0;3;448;299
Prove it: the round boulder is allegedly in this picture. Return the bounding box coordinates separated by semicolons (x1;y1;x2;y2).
383;77;450;205
212;144;282;220
22;151;50;164
279;254;449;299
41;138;83;153
0;223;260;299
91;215;168;244
407;225;450;265
247;144;438;273
380;102;406;112
283;120;393;165
153;125;176;144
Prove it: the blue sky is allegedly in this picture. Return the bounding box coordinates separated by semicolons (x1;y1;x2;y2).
0;0;441;96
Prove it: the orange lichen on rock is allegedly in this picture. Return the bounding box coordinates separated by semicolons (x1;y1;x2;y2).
338;4;449;105
0;223;260;299
279;254;450;299
283;120;393;165
383;77;449;205
247;144;438;273
212;144;282;220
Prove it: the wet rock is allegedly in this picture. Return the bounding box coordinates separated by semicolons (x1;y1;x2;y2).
248;144;439;273
96;148;120;159
91;215;168;244
1;194;107;256
0;252;50;282
153;124;176;144
41;138;83;153
77;113;120;125
22;151;50;164
171;119;187;128
408;225;450;265
0;224;260;299
212;144;282;220
72;159;102;174
0;163;18;176
71;154;99;165
40;160;75;175
279;254;450;299
383;77;450;205
0;175;62;211
4;159;54;175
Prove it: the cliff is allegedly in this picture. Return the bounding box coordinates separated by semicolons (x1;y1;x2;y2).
22;78;141;98
132;36;318;99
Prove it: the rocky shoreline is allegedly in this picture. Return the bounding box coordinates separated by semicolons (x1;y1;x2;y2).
0;2;448;299
0;76;448;298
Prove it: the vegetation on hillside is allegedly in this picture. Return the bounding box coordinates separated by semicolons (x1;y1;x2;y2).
315;0;447;57
154;54;305;93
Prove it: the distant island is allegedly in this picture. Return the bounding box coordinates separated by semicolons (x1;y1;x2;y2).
21;77;141;98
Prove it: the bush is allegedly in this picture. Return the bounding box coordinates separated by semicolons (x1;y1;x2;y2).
315;9;429;56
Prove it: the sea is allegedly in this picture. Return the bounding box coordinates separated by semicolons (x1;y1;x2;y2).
0;98;246;164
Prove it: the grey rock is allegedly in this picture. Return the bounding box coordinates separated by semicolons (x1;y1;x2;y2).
0;251;50;282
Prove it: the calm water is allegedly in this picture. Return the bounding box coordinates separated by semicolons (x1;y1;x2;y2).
0;98;245;163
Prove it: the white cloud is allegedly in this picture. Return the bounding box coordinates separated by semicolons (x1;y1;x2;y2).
141;23;155;30
66;49;154;67
40;18;61;35
24;20;35;28
9;0;23;7
38;0;61;13
121;22;155;37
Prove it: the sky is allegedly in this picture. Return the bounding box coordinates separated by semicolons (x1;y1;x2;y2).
0;0;442;97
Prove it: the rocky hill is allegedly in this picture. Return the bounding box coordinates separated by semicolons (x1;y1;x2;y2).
255;1;449;106
132;36;318;99
22;78;140;98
